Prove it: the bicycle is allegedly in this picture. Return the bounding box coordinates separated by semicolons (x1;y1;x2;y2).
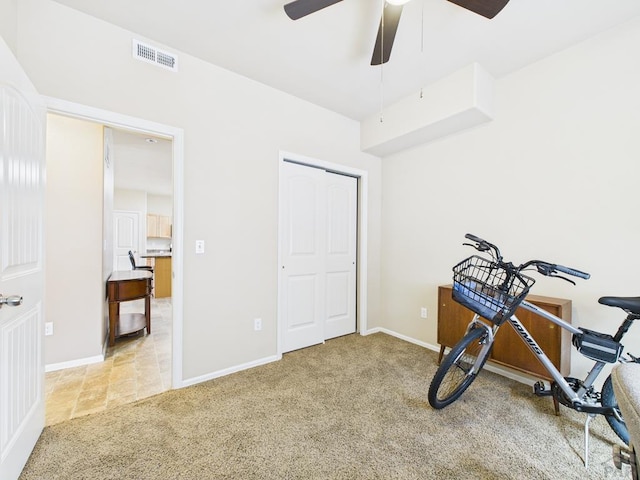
428;233;640;467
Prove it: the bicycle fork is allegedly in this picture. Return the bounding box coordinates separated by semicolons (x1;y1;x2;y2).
465;316;496;375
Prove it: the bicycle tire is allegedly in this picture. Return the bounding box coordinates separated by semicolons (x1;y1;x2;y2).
428;326;491;409
601;374;630;445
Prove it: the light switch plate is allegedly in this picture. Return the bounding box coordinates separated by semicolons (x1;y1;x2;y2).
195;240;205;254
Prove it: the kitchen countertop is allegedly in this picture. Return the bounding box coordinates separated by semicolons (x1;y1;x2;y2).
141;251;172;258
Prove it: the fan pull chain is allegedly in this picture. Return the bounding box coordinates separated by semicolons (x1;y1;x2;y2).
380;61;384;122
379;0;385;122
420;0;424;99
421;0;425;55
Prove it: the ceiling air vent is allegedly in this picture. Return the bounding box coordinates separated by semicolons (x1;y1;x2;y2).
132;39;178;72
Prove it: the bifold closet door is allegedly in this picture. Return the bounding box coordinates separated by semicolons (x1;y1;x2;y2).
280;162;357;353
324;171;357;340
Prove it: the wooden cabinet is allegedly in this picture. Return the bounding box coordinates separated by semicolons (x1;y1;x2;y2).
437;285;572;380
158;216;171;237
154;257;172;298
147;214;172;238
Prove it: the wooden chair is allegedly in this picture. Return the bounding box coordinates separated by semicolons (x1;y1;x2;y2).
128;250;153;273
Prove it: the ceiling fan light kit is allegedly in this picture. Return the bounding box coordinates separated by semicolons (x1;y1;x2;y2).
284;0;510;64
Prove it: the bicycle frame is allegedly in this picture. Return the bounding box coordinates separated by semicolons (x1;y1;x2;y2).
436;234;634;468
469;299;607;407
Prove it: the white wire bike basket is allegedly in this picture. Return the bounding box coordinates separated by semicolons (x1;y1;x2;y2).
452;255;535;325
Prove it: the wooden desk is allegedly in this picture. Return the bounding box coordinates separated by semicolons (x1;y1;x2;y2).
437;284;571;380
107;270;152;346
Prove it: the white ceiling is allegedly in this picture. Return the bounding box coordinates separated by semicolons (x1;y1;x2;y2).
52;0;640;121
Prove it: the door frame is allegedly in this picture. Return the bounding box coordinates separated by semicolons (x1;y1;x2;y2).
277;151;368;356
43;96;186;388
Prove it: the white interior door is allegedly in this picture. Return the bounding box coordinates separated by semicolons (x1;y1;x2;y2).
0;42;45;480
280;162;326;352
325;172;357;340
280;162;357;353
113;211;140;270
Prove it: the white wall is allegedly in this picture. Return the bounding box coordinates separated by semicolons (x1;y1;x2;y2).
380;17;640;380
114;189;147;212
15;0;382;381
147;194;172;217
45;113;104;365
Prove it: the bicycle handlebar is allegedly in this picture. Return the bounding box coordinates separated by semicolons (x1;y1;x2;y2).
463;233;590;282
464;233;485;244
464;233;499;257
554;264;590;280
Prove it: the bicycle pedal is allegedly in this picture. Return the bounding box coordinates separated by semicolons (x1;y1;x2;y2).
613;444;631;469
533;381;552;397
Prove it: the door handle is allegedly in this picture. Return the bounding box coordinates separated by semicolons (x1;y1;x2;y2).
0;294;23;308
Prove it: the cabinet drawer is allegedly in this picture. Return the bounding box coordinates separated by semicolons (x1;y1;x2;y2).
111;278;150;301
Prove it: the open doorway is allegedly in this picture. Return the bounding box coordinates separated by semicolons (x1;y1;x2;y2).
42;102;183;425
108;128;173;412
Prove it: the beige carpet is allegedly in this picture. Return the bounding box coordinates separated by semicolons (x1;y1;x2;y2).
20;333;630;479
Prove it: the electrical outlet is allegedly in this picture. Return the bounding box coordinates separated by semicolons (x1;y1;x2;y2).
420;307;427;319
254;318;262;331
45;322;54;336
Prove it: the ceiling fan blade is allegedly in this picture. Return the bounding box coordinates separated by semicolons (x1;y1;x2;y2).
447;0;510;19
370;3;403;66
284;0;343;20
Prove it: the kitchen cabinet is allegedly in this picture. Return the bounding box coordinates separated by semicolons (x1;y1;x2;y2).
154;257;172;298
437;285;572;380
147;214;172;238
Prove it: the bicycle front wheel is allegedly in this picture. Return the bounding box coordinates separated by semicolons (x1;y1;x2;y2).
428;326;491;409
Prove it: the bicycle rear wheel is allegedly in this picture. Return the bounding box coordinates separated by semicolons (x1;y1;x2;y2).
428;326;491;409
601;374;630;445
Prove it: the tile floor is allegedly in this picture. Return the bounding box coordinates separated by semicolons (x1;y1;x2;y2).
44;297;172;426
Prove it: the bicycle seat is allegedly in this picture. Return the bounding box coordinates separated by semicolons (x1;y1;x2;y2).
599;296;640;315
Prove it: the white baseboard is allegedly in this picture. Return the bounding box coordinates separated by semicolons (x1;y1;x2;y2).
45;354;105;373
363;326;441;352
363;327;536;387
178;354;282;389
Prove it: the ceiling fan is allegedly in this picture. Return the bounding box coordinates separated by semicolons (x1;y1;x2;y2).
284;0;510;65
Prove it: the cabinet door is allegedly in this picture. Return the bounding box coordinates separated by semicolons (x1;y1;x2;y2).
158;216;172;238
147;214;158;237
437;286;475;348
491;301;571;379
154;257;172;298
